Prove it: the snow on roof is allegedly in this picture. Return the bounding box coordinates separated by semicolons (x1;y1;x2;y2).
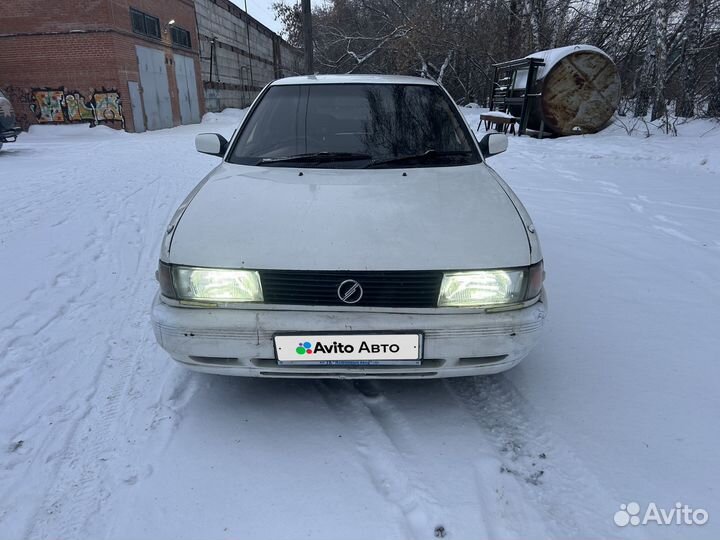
525;44;613;78
271;74;439;86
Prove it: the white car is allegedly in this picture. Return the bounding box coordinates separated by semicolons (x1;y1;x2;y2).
151;75;546;378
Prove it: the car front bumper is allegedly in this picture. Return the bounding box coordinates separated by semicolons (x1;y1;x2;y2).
151;291;547;379
0;127;22;143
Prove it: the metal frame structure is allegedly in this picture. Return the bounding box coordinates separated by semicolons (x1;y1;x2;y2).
488;57;545;137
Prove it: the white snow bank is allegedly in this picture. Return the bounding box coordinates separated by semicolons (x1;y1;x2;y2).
201;108;248;124
25;123;127;139
466;107;720;172
0;105;718;540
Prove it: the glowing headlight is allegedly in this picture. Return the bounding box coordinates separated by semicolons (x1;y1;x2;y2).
438;269;526;307
172;267;263;302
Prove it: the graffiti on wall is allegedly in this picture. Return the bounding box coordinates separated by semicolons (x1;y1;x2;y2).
93;92;123;122
65;93;95;122
30;88;124;128
31;90;65;122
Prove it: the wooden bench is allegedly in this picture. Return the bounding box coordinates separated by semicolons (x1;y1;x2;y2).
479;112;519;135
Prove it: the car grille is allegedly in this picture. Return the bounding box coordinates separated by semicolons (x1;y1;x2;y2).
259;270;443;308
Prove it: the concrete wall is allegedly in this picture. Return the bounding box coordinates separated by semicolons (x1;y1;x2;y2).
194;0;302;111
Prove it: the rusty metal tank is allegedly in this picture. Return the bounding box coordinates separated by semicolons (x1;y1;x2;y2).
510;45;621;136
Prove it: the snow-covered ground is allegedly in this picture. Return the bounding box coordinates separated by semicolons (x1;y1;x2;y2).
1;108;718;540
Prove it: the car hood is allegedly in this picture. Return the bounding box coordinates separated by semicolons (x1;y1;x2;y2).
168;163;531;271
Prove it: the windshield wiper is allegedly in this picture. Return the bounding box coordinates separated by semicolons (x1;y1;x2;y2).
364;150;474;169
256;152;371;166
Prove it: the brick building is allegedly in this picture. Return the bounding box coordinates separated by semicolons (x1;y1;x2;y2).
1;0;302;134
0;0;207;133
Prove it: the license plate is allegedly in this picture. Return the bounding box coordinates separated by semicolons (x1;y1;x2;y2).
274;333;422;366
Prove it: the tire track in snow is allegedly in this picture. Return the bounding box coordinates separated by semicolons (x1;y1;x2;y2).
127;361;202;456
24;288;139;535
22;170;173;540
446;375;643;539
1;128;221;538
313;380;567;539
0;234;106;432
315;381;446;540
351;382;547;539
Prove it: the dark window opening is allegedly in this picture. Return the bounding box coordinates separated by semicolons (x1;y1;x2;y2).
171;26;192;48
130;8;161;39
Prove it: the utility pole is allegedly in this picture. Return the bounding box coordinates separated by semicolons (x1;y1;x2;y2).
302;0;314;74
244;0;254;89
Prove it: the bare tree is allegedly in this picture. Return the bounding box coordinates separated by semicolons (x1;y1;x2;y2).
652;0;670;120
273;1;303;47
550;0;572;48
677;0;703;116
708;38;720;114
272;0;720;119
635;1;659;117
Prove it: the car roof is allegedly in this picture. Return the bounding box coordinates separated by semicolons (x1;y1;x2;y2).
269;74;439;86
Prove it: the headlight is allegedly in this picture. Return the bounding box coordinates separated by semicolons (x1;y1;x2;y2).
438;268;528;307
158;262;263;303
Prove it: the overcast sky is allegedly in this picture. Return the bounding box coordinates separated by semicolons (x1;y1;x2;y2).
229;0;285;35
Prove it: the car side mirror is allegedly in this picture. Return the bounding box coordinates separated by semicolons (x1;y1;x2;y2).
479;132;508;158
195;133;228;157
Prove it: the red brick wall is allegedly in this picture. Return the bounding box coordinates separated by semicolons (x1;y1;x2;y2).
0;32;122;130
0;0;205;132
0;0;113;34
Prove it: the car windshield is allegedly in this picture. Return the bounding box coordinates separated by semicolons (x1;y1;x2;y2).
227;83;481;168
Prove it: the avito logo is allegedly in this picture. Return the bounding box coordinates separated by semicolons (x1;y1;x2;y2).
295;340;400;355
295;341;314;355
614;502;709;527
